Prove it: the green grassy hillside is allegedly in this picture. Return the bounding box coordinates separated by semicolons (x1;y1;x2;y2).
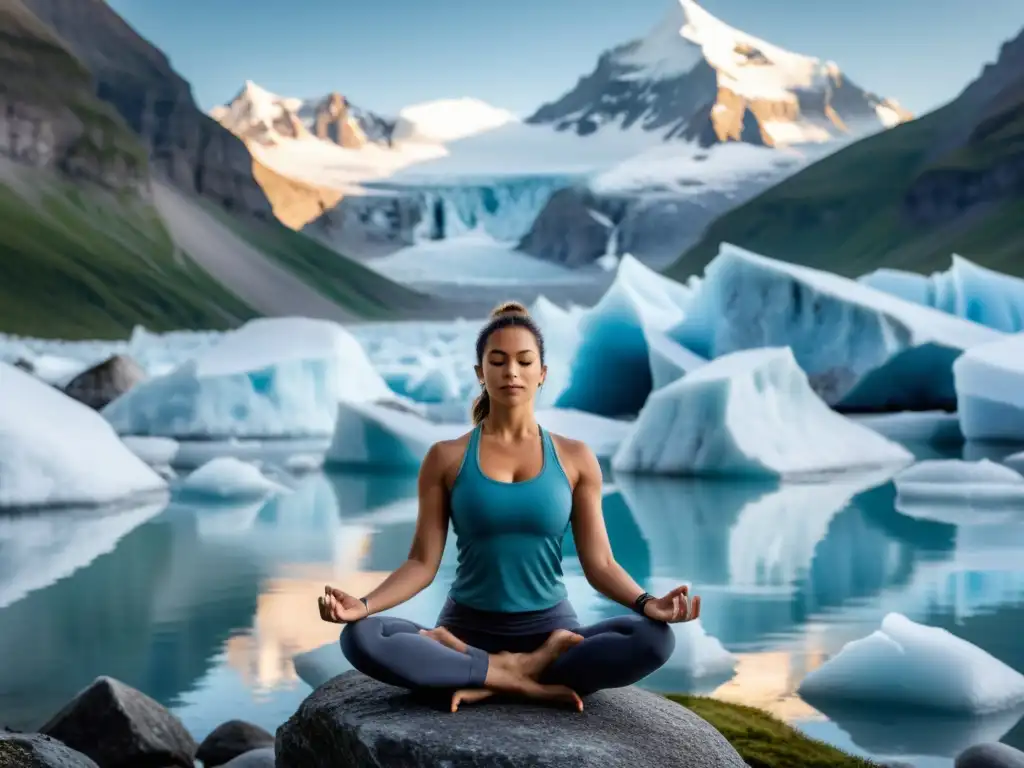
665;42;1024;282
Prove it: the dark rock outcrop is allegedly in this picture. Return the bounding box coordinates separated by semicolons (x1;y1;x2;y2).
12;357;35;373
22;0;274;220
222;747;276;768
275;671;746;768
0;732;99;768
956;742;1024;768
39;676;197;768
62;354;145;410
196;720;274;768
0;0;148;192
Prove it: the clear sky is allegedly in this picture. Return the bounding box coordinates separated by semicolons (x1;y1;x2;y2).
106;0;1023;118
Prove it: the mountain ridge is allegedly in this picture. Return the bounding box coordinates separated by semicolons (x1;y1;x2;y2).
664;23;1024;281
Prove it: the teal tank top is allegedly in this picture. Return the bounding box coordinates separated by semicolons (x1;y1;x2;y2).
448;424;573;613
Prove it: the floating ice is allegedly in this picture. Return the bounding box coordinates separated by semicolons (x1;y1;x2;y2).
122;436;180;468
611;347;913;478
0;363;167;508
671;244;1002;412
327;403;632;469
850;411;963;445
797;612;1024;714
953;333;1024;442
860;255;1024;333
646;329;707;391
530;296;585;407
179;457;289;501
894;459;1024;507
103;318;393;439
555;255;696;416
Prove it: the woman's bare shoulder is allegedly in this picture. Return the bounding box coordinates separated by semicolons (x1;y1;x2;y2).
549;433;599;479
423;431;475;483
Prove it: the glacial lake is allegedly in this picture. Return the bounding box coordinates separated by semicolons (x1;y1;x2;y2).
1;455;1022;768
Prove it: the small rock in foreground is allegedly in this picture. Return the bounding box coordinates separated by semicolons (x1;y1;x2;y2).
0;732;99;768
197;720;275;767
223;747;276;767
39;676;196;768
275;671;745;768
956;742;1024;768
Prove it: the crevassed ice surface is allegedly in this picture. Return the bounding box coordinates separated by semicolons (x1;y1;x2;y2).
611;347;912;478
670;243;1003;411
797;612;1024;713
0;364;166;508
555;255;696;416
953;333;1024;442
859;255;1024;333
103;318;392;439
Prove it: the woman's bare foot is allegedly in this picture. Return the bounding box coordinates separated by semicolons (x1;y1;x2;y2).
501;629;584;679
450;688;494;712
419;626;468;653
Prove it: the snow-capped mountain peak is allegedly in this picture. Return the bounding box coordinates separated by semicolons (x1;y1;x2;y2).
393;98;519;144
527;0;911;147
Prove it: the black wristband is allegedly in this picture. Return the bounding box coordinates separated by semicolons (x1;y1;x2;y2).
632;592;654;616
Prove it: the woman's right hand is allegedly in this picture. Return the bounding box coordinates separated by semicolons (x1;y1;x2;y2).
317;585;369;624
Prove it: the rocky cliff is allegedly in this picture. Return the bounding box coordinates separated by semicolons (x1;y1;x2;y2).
0;0;147;191
22;0;273;220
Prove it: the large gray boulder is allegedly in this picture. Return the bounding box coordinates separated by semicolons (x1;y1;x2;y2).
0;732;99;768
197;720;275;767
62;355;145;410
39;676;196;768
956;743;1024;768
275;671;745;768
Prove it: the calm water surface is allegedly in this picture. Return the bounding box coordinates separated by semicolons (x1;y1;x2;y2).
1;456;1022;768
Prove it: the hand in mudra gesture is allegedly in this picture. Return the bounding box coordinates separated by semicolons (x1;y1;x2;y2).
317;585;368;624
643;585;701;623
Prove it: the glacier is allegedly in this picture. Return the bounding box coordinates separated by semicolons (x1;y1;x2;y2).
103;318;393;439
894;459;1024;507
364;174;577;243
859;255;1024;332
610;347;913;478
953;332;1024;442
555;255;697;416
670;243;1003;412
797;612;1024;714
0;363;167;508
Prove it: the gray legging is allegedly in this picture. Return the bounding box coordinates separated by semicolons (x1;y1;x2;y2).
340;598;675;697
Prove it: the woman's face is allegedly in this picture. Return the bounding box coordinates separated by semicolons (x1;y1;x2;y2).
476;326;546;408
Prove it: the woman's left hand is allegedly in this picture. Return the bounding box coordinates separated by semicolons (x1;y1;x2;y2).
643;585;701;623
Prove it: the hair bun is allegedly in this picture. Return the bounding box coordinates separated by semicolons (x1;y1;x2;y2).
490;300;530;319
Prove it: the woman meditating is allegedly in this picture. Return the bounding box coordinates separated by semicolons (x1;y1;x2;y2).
318;301;701;712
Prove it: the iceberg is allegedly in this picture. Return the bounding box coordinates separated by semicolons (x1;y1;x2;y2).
529;295;585;407
671;244;1003;412
894;459;1024;507
953;332;1024;442
797;612;1024;714
102;318;393;439
860;255;1024;332
645;329;707;391
555;255;696;417
611;347;913;478
327;403;632;469
179;457;290;501
0;363;167;508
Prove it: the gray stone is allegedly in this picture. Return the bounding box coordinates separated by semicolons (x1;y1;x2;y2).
275;671;745;768
197;721;274;767
12;358;35;374
62;355;144;410
0;732;99;768
39;676;196;768
222;747;276;768
956;743;1024;768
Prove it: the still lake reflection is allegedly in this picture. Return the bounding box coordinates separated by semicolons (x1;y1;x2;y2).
1;464;1022;768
